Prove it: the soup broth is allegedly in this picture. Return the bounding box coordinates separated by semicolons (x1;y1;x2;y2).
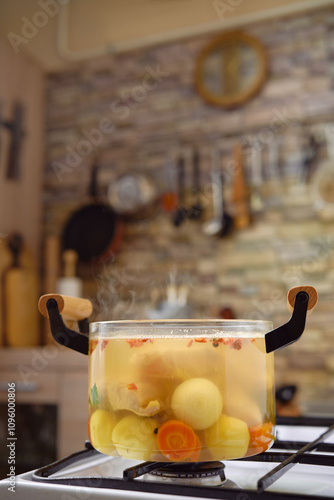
88;333;275;462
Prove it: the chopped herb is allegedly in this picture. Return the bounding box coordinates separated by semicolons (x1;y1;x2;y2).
90;383;99;407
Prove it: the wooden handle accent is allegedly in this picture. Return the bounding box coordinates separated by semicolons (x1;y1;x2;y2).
287;286;318;312
38;294;93;321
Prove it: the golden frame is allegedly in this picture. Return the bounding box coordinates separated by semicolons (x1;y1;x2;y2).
195;31;268;109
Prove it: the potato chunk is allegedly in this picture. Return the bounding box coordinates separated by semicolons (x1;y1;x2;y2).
171;378;223;430
112;414;157;460
205;415;250;460
89;409;118;452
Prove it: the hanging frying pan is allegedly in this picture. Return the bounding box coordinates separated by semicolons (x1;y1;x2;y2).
63;164;123;264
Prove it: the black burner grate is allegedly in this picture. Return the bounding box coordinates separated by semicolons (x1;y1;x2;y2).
31;416;334;500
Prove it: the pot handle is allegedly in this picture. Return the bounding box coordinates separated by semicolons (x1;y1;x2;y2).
38;294;92;355
265;286;317;353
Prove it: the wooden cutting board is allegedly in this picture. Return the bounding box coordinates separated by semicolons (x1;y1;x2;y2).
1;234;40;347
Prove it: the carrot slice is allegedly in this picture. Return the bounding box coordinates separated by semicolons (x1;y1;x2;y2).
187;435;202;462
89;340;98;355
248;422;274;454
157;420;197;462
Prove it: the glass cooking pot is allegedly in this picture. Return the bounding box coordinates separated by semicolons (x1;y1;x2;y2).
38;286;316;463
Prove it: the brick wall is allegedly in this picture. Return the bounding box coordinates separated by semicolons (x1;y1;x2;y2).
43;5;334;414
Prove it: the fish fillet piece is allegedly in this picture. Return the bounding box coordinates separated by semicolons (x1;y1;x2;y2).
107;379;163;416
131;347;223;383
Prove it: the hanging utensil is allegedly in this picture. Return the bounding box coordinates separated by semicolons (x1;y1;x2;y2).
249;147;264;215
189;149;203;220
1;101;25;180
232;143;251;229
161;156;178;213
63;164;123;264
108;170;159;220
266;137;282;207
173;155;188;226
203;149;233;237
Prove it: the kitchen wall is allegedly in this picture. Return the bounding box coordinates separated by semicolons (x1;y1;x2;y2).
0;0;327;71
0;39;45;259
43;5;334;413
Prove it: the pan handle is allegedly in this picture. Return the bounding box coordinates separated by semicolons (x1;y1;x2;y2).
39;294;93;320
38;294;92;355
265;286;317;353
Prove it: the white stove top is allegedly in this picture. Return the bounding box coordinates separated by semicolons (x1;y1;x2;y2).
1;422;334;500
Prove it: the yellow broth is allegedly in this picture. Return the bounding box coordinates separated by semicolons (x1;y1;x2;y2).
88;335;275;462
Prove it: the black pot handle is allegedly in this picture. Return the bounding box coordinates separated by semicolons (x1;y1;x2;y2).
46;299;89;355
265;286;317;353
39;294;92;355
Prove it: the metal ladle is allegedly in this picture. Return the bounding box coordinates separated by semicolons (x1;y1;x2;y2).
203;149;233;237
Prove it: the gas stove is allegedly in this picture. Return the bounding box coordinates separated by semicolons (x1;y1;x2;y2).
1;416;334;500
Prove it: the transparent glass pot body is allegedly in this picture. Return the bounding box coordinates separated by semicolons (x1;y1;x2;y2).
88;319;275;463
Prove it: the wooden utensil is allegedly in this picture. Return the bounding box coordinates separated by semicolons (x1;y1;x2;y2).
232;143;251;229
4;233;39;347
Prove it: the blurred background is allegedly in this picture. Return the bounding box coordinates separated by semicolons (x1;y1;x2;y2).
0;0;334;476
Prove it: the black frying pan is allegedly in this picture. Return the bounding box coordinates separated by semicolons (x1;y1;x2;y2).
63;165;123;264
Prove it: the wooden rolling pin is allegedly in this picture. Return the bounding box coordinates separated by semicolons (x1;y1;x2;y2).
38;294;93;321
4;233;39;347
287;286;318;313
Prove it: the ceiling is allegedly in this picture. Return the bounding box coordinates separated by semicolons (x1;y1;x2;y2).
0;0;330;71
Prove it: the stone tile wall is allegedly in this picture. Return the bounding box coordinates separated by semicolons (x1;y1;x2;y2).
43;6;334;414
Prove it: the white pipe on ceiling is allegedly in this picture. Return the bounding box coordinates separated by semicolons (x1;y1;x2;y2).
57;0;334;62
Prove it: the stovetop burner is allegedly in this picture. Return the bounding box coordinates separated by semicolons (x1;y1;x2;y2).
2;417;334;499
144;461;226;487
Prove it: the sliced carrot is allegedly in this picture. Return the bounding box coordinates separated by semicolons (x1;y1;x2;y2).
187;435;202;462
89;340;98;355
249;424;263;440
195;338;207;343
127;383;137;390
222;338;234;345
248;422;274;454
157;420;197;462
126;339;152;348
100;340;109;351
